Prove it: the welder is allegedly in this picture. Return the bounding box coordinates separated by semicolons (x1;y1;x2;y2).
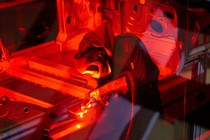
74;21;162;111
74;21;163;139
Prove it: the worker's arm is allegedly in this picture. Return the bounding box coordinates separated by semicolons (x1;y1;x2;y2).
90;76;129;104
90;70;136;105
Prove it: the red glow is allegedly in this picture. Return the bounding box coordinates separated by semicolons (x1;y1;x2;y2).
1;0;210;139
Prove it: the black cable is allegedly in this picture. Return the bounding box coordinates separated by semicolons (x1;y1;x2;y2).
117;71;136;140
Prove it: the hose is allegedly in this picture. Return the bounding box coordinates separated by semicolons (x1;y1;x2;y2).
117;71;136;140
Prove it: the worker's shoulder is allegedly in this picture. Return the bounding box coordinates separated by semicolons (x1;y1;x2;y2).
115;33;140;42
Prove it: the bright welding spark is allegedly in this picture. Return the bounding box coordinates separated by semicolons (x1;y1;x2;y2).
77;110;87;118
76;124;81;129
87;103;91;108
81;106;85;110
84;110;88;113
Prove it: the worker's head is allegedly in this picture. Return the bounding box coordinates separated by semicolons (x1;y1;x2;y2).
74;32;112;79
74;22;114;79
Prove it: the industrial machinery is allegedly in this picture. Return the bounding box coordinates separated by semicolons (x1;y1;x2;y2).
1;0;210;139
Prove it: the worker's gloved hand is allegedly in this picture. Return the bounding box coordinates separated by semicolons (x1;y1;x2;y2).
89;76;130;105
89;88;110;106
